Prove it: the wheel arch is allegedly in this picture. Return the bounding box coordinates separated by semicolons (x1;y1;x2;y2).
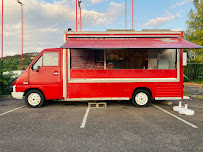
24;88;46;100
132;87;153;99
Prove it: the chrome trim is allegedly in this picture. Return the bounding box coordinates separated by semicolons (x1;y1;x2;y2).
69;78;178;83
177;49;180;82
63;49;67;99
61;97;130;101
13;85;16;92
155;97;182;100
68;49;71;81
53;72;60;75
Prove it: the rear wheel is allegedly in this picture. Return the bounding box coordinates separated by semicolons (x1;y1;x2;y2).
25;89;45;108
132;89;151;107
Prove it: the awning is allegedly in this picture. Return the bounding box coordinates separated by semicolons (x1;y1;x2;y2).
61;38;203;49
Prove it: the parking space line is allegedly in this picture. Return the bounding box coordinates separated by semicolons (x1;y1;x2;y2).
0;105;25;117
80;107;90;128
152;104;198;129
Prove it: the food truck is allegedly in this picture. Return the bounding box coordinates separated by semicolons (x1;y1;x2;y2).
11;29;203;108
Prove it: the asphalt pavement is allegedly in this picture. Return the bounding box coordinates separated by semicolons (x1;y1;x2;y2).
0;98;203;152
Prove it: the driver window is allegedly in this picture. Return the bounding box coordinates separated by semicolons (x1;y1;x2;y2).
33;56;42;70
33;52;58;70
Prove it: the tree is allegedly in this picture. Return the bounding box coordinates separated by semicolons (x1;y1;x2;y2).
184;0;203;62
0;62;18;95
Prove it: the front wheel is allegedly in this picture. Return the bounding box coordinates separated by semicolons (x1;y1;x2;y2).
25;89;45;108
132;89;151;107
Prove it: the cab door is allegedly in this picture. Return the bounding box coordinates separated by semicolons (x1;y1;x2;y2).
29;50;61;99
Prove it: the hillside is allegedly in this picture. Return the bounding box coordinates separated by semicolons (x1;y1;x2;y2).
2;52;39;72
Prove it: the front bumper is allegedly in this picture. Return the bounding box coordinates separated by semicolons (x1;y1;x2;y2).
11;92;24;99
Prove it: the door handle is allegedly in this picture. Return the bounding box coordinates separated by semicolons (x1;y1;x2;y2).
53;72;60;75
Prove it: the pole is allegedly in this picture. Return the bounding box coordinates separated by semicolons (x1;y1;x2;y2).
132;0;133;29
0;0;3;95
78;0;82;31
21;4;23;73
1;0;3;62
76;0;78;31
125;0;127;29
80;6;81;31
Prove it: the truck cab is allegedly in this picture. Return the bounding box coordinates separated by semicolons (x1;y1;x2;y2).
12;48;62;107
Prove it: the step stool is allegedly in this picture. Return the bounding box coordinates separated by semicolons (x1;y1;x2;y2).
88;102;107;108
161;101;173;105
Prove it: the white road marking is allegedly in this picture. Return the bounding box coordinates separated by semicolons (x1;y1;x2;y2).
152;104;198;129
80;107;90;128
0;105;25;117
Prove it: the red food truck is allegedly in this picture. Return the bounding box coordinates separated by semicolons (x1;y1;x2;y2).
11;29;202;108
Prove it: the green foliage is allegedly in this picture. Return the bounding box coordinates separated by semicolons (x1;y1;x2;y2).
3;53;35;71
0;71;18;95
184;63;203;83
0;53;38;95
184;0;203;62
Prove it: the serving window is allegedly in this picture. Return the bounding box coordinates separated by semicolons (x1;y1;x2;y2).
70;49;177;70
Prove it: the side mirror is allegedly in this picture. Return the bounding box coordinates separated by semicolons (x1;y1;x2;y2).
31;64;39;72
37;66;41;69
33;69;39;72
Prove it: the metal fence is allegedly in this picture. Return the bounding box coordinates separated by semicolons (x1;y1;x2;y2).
184;63;203;82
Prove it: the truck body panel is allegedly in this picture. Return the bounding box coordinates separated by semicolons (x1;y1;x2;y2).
12;30;203;105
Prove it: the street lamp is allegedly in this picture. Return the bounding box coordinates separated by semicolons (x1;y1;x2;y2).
78;0;82;31
1;0;4;95
76;0;77;31
16;0;23;73
125;0;127;29
132;0;133;29
1;0;3;62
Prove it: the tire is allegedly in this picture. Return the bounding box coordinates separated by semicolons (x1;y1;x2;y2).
132;89;151;107
25;89;45;108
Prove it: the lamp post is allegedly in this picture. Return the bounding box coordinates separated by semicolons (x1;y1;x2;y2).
125;0;127;29
78;0;82;31
76;0;78;31
17;0;23;73
132;0;133;29
1;0;3;95
1;0;3;62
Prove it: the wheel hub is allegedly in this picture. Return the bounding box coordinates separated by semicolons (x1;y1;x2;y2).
135;92;148;105
28;93;41;106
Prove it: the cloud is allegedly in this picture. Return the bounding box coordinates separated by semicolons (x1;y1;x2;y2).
171;28;183;31
2;0;124;57
170;0;193;9
88;0;105;4
142;12;182;28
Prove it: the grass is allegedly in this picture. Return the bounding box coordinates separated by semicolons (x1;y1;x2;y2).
190;95;203;100
184;78;203;84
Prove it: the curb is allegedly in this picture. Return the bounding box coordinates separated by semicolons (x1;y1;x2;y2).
189;95;203;101
0;95;13;99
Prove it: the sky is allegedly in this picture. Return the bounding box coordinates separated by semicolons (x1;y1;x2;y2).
1;0;195;57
